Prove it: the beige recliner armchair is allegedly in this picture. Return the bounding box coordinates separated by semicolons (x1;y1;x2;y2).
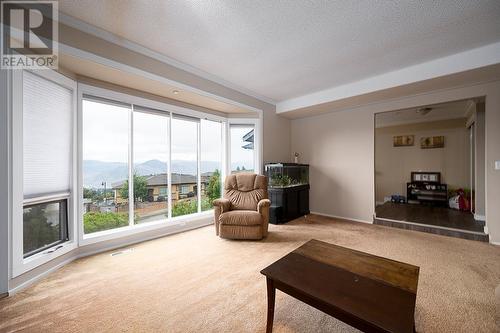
213;173;271;240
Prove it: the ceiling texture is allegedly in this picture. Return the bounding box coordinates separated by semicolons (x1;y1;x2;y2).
375;99;474;128
59;1;500;109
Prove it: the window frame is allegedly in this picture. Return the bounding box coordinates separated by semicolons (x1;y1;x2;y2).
78;83;238;246
11;69;78;277
227;119;262;175
22;198;69;259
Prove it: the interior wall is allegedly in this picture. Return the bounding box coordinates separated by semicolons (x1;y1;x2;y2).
375;119;470;204
291;108;375;222
290;80;500;244
59;23;291;165
475;103;486;218
484;91;500;240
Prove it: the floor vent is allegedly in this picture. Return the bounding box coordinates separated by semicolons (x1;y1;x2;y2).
110;248;134;256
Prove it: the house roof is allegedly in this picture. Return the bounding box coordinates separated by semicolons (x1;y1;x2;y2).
112;172;214;189
242;129;254;150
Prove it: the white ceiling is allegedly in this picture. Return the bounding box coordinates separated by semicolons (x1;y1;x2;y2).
375;99;474;128
59;1;500;103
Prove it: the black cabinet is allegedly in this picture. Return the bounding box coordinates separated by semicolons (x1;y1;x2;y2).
268;184;310;224
265;163;310;224
407;182;447;206
406;172;447;206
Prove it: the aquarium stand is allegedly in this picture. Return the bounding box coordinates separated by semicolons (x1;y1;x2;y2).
268;184;310;224
265;162;310;224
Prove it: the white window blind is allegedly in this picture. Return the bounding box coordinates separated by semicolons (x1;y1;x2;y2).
23;71;72;198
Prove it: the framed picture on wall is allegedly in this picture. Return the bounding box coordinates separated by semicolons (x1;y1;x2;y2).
411;172;441;184
393;135;414;147
420;136;444;149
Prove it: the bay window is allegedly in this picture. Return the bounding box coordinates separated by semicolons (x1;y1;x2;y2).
78;83;252;242
11;69;261;275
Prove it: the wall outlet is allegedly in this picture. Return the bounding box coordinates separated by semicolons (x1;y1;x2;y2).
495;161;500;170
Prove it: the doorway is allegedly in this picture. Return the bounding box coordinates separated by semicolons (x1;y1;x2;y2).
373;99;488;241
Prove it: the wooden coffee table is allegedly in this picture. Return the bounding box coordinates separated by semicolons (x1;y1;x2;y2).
260;239;419;333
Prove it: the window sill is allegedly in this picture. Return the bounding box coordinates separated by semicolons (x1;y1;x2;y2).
80;210;214;246
12;240;77;278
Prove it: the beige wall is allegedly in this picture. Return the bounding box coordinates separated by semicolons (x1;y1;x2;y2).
290;80;500;244
291;108;375;222
484;88;500;240
59;23;291;166
375;119;470;203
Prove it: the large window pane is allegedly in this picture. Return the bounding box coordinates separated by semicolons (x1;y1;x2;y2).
171;116;199;217
23;200;68;257
230;125;255;173
82;99;130;234
133;110;169;224
201;120;223;211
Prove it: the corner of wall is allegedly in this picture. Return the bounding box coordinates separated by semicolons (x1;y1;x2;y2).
0;69;10;294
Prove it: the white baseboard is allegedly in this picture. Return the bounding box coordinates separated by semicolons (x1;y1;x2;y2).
474;214;486;221
310;211;372;224
490;241;500;246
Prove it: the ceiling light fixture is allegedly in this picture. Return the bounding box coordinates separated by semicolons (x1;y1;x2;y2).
172;90;180;95
416;107;432;116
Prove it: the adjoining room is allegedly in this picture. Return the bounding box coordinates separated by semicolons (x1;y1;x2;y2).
374;99;488;241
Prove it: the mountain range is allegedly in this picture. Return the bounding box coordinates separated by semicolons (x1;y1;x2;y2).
83;159;221;188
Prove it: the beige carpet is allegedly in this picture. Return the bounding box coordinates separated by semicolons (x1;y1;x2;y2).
1;214;499;333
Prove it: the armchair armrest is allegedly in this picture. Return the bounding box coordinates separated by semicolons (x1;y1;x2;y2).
257;199;271;237
257;199;271;213
213;198;231;213
213;198;231;236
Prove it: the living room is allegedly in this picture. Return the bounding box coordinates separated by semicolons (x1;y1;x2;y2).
1;1;500;332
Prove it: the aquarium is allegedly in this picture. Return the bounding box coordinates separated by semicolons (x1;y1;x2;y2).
265;163;309;188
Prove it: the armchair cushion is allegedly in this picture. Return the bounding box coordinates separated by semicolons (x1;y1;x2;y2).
219;210;262;226
224;174;268;211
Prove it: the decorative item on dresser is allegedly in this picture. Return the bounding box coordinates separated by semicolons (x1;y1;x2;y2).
265;163;310;224
407;172;447;206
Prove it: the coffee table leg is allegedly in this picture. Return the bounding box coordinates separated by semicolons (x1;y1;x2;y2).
266;277;275;333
